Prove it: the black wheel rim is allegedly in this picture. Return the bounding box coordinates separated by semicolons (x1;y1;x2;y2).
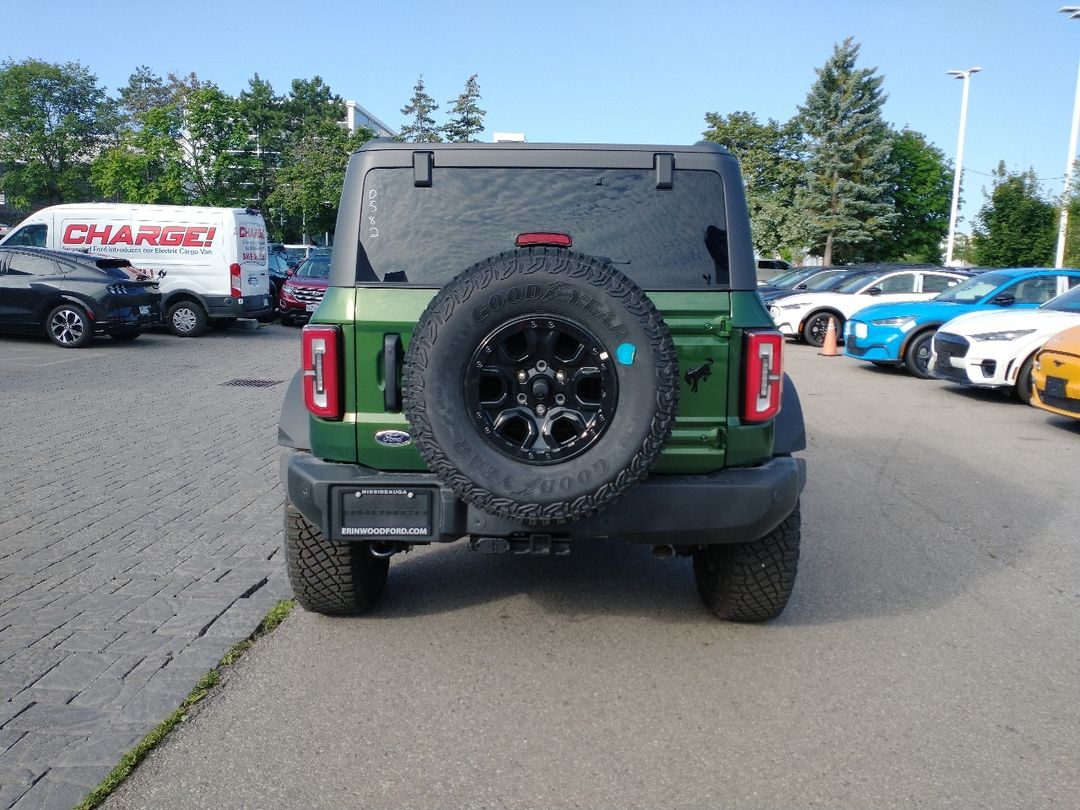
464;314;618;465
914;340;932;375
810;316;829;345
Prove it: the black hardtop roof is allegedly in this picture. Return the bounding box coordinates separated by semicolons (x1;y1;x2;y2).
0;245;132;268
356;139;733;156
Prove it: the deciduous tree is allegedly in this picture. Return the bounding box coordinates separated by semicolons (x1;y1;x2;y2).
871;128;953;263
0;58;112;208
267;122;375;243
972;162;1055;267
702;110;808;259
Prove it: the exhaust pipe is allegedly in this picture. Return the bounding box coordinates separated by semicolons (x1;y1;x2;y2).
651;544;675;560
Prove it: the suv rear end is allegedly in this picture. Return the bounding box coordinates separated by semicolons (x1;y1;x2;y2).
278;142;806;621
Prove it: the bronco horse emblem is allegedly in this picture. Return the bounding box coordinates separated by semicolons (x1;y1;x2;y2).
685;358;715;393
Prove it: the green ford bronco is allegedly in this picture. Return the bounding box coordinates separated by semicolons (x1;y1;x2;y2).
278;141;806;622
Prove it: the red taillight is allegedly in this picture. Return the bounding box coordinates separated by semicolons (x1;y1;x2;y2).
516;232;572;248
743;330;784;422
229;262;242;298
302;325;342;419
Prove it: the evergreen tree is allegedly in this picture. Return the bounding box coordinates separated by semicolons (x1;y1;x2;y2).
972;162;1055;267
239;74;288;211
443;74;486;142
117;65;171;126
798;38;895;266
399;75;442;143
284;76;345;137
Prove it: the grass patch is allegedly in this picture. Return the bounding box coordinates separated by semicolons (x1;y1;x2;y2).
75;598;296;810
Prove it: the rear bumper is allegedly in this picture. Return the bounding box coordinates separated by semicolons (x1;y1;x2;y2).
205;294;273;318
98;303;161;332
282;452;806;546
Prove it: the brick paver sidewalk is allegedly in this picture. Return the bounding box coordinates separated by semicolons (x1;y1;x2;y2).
0;325;299;808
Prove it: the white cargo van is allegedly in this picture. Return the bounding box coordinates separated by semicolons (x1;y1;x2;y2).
0;204;273;336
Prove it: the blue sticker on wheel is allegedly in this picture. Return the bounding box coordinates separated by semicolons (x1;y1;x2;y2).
616;342;636;365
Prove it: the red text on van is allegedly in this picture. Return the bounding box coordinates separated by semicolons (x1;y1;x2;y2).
62;224;217;248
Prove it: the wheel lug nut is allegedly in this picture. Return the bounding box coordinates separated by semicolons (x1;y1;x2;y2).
555;371;565;383
517;370;528;383
536;404;547;416
516;393;527;404
536;360;548;372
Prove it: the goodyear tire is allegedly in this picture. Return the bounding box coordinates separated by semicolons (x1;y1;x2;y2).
284;502;388;616
403;247;678;524
693;503;801;622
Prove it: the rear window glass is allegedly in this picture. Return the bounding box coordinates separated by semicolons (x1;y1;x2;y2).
357;167;729;289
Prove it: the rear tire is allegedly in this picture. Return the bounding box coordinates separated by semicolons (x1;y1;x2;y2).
284;502;389;616
45;304;94;348
693;503;800;622
904;330;936;379
166;300;208;337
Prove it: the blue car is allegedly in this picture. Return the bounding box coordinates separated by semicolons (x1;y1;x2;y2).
843;268;1080;377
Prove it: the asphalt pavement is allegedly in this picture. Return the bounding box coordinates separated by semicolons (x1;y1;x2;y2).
100;342;1080;809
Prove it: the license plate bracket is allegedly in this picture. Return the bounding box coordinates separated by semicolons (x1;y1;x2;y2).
1045;375;1068;399
335;486;433;540
305;302;318;312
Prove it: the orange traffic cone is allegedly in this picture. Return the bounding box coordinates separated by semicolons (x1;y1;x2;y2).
818;316;840;357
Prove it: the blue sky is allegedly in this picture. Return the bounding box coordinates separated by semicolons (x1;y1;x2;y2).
9;0;1080;229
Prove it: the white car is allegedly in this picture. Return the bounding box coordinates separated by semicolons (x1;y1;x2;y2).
930;284;1080;401
767;266;969;346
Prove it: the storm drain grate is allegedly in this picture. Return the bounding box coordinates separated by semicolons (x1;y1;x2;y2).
221;378;284;388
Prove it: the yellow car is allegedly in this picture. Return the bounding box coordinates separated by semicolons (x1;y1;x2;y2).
1032;324;1080;420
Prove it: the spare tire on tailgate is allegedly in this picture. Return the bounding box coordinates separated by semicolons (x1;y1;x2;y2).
403;247;679;524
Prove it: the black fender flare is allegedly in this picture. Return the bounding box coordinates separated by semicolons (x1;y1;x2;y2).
774;373;806;455
278;371;310;450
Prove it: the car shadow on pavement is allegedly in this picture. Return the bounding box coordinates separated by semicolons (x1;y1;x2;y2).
370;538;715;624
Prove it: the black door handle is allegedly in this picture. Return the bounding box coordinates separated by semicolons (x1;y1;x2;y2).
384;333;403;411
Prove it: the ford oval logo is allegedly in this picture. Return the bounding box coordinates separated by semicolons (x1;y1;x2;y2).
374;429;413;447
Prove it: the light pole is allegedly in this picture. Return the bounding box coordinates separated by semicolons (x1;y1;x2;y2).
1056;7;1080;268
945;66;981;267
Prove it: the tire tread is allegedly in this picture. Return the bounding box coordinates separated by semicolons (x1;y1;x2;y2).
693;504;801;622
284;503;388;616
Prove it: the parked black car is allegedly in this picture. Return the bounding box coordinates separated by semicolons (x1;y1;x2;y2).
268;251;293;309
0;246;161;347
